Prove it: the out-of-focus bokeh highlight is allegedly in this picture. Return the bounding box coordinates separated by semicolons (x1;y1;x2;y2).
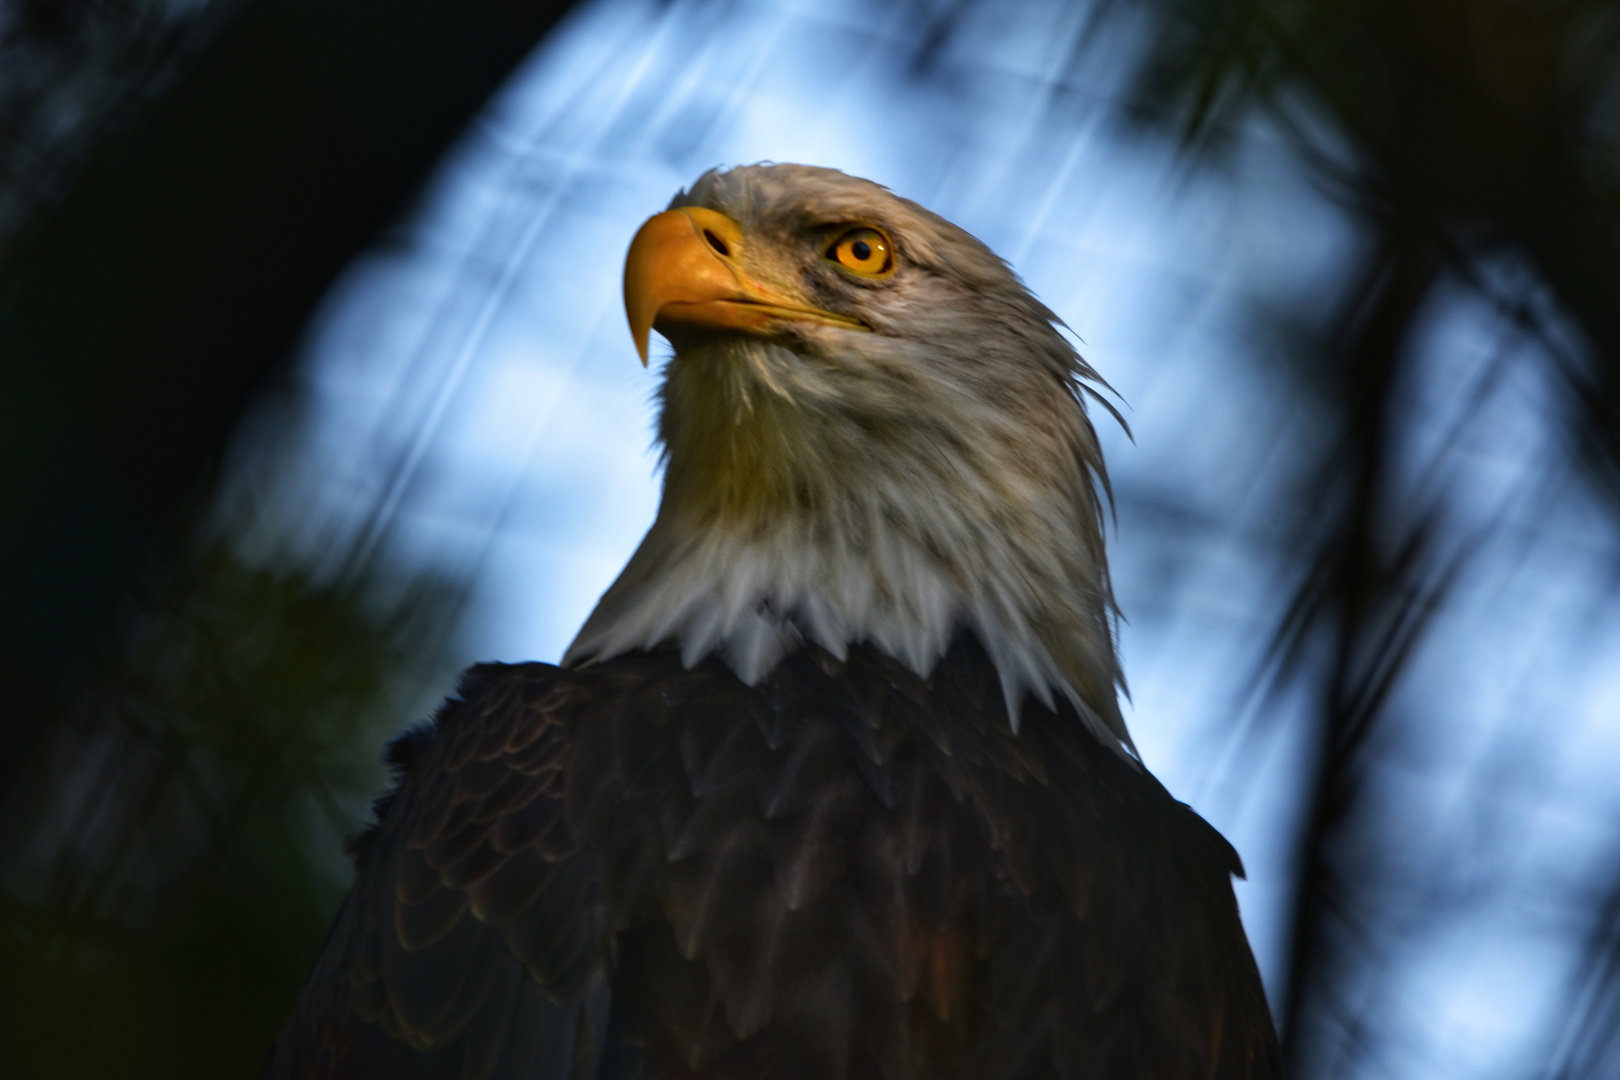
2;0;1619;1077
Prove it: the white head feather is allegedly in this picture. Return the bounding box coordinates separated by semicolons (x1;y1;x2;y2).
565;164;1133;756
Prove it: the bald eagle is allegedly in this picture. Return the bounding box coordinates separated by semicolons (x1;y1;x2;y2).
266;165;1279;1080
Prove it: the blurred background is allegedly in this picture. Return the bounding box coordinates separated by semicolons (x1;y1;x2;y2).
2;0;1619;1076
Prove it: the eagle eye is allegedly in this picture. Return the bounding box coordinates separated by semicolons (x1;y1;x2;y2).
828;227;892;276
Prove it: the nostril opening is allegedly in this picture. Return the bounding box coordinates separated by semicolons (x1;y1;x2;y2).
703;230;730;257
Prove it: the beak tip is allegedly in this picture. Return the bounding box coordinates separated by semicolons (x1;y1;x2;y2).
631;321;651;365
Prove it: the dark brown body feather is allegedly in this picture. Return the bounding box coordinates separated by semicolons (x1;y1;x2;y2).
265;635;1280;1080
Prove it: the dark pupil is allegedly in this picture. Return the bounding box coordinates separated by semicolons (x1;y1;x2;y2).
851;240;872;261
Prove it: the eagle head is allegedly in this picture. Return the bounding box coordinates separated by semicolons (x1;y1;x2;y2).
565;164;1131;754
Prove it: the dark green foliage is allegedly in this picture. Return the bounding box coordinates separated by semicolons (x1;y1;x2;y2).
0;538;465;1080
0;0;579;804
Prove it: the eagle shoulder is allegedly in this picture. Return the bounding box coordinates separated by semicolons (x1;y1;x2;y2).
265;661;616;1080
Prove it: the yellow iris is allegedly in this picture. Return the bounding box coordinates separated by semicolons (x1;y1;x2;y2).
829;228;892;276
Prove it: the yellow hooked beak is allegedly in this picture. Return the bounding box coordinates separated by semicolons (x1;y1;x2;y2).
623;207;868;364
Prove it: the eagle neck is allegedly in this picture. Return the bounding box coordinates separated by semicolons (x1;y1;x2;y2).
562;339;1133;758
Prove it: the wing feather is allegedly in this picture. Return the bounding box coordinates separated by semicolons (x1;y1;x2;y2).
265;664;615;1080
